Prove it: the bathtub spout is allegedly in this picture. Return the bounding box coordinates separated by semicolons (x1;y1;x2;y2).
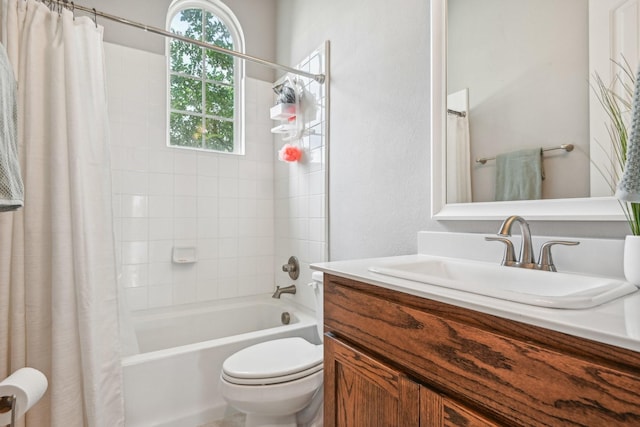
272;284;296;298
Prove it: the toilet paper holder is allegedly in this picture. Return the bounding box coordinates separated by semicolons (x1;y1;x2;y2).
0;394;16;427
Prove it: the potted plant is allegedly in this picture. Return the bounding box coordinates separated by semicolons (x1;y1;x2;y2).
593;59;640;283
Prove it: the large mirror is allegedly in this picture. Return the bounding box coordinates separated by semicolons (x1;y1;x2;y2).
430;0;629;220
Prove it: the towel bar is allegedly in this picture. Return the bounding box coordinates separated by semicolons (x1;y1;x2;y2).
447;108;466;118
476;143;574;165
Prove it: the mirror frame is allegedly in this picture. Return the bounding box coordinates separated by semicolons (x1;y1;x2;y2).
430;0;625;221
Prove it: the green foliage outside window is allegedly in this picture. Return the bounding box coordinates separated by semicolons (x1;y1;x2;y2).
169;8;236;152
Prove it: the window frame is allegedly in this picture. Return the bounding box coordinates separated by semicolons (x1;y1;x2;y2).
166;0;245;154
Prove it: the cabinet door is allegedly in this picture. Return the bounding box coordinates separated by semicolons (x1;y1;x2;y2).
421;387;501;427
324;335;420;427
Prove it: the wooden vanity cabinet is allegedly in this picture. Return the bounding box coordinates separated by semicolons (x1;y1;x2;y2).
323;274;640;427
324;335;420;426
325;334;499;427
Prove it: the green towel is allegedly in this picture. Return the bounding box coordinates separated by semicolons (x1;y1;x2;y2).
495;148;543;201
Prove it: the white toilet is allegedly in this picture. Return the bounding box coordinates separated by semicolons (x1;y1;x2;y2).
219;271;324;427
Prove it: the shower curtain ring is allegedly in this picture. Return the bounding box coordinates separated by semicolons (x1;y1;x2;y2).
92;7;97;27
70;2;75;20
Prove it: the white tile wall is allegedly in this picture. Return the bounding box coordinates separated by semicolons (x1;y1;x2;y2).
273;46;329;311
105;43;277;311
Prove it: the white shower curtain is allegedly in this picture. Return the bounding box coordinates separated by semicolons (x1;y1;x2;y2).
0;1;124;426
446;113;472;203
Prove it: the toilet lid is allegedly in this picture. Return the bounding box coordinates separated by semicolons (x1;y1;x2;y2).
222;337;323;385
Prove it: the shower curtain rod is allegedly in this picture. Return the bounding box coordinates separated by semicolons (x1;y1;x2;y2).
63;1;326;84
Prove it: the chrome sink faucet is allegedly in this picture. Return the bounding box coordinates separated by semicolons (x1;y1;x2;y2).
497;215;536;269
486;215;579;271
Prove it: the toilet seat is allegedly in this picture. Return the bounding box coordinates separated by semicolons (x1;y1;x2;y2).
222;337;323;386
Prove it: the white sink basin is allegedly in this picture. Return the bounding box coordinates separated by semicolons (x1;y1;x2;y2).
368;256;638;309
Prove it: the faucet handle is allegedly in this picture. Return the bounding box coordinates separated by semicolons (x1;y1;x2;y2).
537;240;580;272
485;236;517;266
281;256;299;280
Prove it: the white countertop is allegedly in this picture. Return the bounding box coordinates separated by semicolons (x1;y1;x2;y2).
311;254;640;353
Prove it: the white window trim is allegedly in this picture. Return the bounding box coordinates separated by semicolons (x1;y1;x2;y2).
166;0;245;155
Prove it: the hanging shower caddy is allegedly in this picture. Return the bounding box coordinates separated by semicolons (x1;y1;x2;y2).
270;77;304;141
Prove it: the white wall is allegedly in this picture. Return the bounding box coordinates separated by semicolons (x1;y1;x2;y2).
448;0;589;202
105;43;276;310
276;0;431;260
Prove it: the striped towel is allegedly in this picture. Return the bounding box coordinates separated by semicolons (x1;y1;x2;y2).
616;65;640;202
0;43;23;211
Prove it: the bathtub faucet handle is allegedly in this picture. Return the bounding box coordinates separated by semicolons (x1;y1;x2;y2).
272;284;297;299
282;256;299;280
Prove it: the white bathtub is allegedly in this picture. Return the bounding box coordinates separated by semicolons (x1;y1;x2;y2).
122;295;319;427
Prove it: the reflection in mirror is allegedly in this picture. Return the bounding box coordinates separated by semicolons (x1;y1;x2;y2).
447;0;590;203
430;0;628;220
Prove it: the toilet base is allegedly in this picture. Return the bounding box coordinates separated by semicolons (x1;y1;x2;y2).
245;413;296;427
220;368;323;427
234;384;323;427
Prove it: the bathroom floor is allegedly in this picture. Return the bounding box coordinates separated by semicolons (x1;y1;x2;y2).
198;412;246;427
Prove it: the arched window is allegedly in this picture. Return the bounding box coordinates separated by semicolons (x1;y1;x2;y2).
167;0;244;153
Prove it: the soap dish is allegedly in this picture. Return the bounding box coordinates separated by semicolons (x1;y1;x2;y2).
172;246;197;264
